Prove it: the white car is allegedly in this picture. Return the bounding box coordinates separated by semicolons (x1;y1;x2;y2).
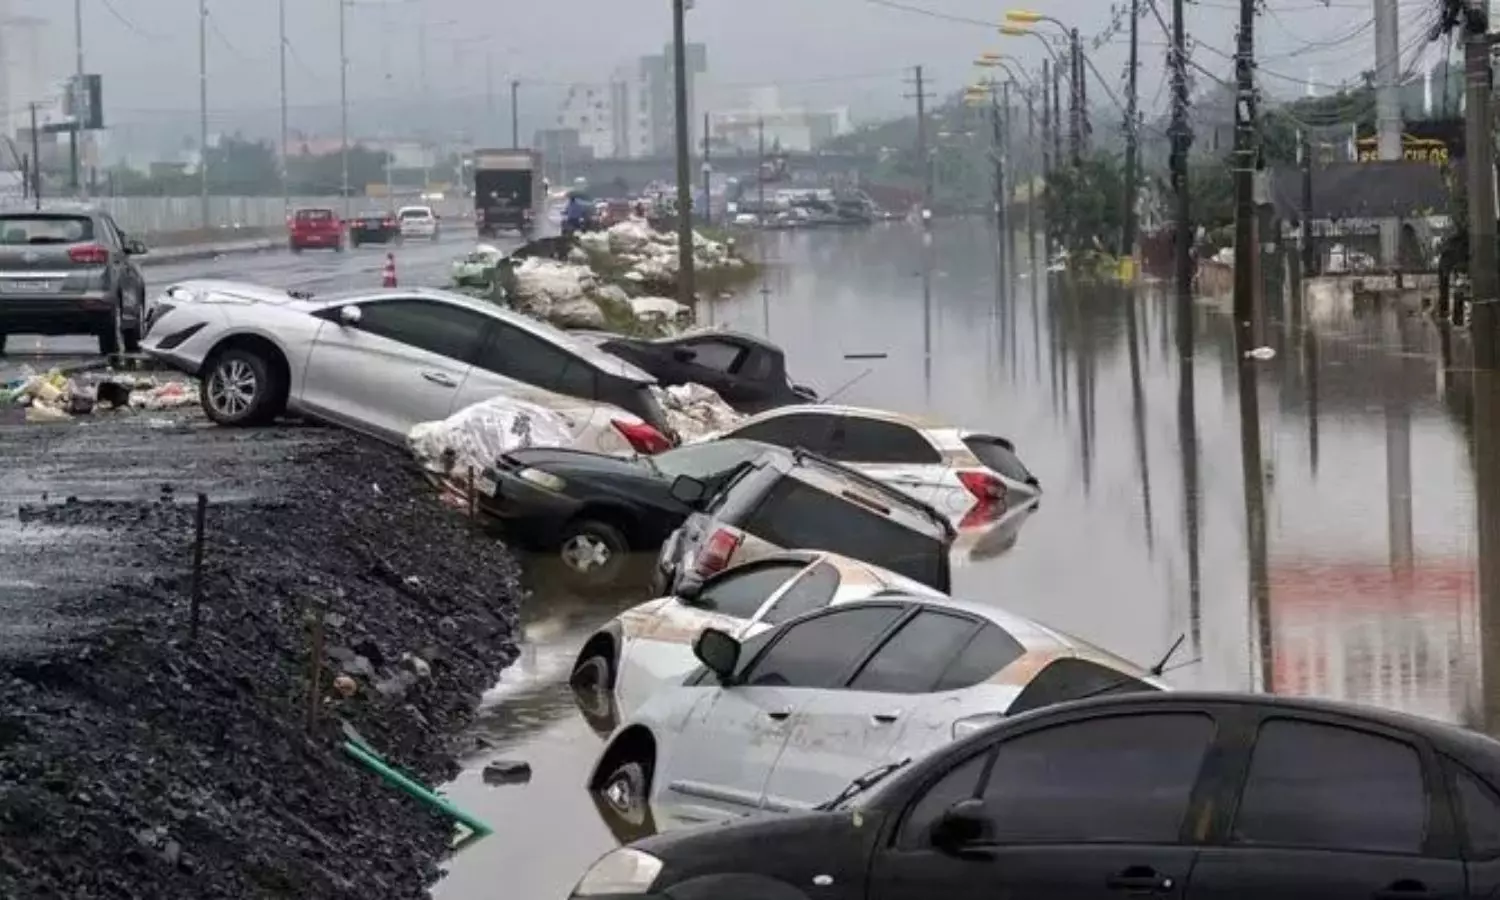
142;280;677;452
586;593;1166;831
397;205;440;240
569;549;945;732
699;404;1040;522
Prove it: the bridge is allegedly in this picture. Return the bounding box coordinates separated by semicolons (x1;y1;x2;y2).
545;151;883;190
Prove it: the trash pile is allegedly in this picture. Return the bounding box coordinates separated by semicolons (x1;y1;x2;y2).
652;382;744;441
452;243;507;286
508;257;621;328
2;368;198;423
575;219;745;285
408;393;580;500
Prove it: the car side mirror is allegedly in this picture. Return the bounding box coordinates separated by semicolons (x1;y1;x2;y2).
672;347;697;363
930;799;990;854
338;305;363;326
693;628;740;684
669;474;707;507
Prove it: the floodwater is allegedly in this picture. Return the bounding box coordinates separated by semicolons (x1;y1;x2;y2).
432;218;1493;899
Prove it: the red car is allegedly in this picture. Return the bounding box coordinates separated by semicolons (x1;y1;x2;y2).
288;207;344;253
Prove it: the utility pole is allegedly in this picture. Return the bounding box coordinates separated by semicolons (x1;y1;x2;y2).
338;0;350;223
670;0;696;306
1069;28;1082;165
71;0;83;193
1170;0;1193;308
1373;0;1402;266
702;110;712;227
279;0;290;212
1465;9;1497;350
28;103;41;210
1052;60;1063;169
991;82;1007;288
906;65;934;218
1121;0;1140;267
1041;58;1052;262
1231;0;1258;335
1026;87;1037;265
1000;80;1012;282
757;117;766;212
510;80;521;148
1300;131;1315;275
198;0;210;229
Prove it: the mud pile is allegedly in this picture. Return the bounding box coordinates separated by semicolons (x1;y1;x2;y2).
0;435;525;899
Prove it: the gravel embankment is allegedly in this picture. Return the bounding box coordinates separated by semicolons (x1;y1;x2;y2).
0;423;525;899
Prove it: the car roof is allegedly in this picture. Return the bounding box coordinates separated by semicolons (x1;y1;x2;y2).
664;328;782;353
310;287;657;383
0;203;103;218
737;403;952;433
748;446;955;540
162;279;310;305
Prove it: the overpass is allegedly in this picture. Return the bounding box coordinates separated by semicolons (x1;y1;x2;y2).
546;151;883;190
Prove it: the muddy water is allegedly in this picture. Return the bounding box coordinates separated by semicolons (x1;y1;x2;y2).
434;219;1485;897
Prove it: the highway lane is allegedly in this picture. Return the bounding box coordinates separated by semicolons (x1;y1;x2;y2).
1;228;519;381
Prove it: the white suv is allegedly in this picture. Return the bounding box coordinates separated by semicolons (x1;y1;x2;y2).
397;206;439;240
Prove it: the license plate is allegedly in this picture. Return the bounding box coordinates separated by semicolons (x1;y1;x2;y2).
476;474;498;497
0;279;55;293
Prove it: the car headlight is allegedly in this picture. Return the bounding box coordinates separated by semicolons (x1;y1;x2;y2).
517;467;566;492
573;847;663;896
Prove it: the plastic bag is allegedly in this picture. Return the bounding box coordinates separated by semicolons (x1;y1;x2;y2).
408;394;578;481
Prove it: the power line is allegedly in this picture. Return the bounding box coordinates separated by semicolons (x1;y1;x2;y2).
97;0;167;41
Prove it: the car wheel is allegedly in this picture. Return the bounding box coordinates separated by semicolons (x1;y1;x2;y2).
570;649;619;733
200;347;282;426
121;294;143;354
598;758;652;829
97;306;122;356
558;519;629;587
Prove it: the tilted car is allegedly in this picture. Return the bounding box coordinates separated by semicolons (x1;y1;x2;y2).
474;438;776;588
652;445;957;597
586;593;1166;831
574;692;1500;900
142;280;677;449
700;404;1040;520
569;549;945;734
586;330;819;414
0;205;150;356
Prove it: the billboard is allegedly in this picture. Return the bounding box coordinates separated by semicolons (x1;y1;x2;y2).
1355;119;1464;164
42;74;103;133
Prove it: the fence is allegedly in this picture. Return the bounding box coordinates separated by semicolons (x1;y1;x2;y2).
36;196;472;238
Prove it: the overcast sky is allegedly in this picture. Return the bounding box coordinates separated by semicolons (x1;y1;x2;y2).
7;0;1462;133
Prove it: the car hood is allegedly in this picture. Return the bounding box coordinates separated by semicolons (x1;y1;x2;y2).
505;447;655;478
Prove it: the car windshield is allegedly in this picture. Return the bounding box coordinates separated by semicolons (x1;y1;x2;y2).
652;441;762;480
0;215;92;244
295;209;333;222
741;475;948;590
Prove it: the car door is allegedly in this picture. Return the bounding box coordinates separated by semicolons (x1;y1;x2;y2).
300;298;485;442
672;337;752;403
1188;715;1466;900
723;411;841;455
828;415;947;505
453;316;601;419
661;603;907;821
1446;759;1500;898
869;710;1217;900
759;607;984;813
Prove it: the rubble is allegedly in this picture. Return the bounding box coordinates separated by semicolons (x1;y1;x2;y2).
653;382;745;441
575;219;745;285
3;367;198;423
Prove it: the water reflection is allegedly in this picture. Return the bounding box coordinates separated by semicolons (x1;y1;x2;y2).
437;219;1498;898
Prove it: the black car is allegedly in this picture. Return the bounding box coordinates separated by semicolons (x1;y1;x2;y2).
474;439;775;586
574;690;1500;900
349;211;401;247
0;205;150;356
595;331;817;415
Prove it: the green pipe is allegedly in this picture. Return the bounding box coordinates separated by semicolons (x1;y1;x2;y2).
342;740;495;840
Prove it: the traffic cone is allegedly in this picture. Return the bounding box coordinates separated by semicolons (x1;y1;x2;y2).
382;253;397;288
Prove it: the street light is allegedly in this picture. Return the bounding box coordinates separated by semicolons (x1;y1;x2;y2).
1003;11;1083;165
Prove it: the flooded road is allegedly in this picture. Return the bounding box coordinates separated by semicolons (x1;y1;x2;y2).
433;218;1486;898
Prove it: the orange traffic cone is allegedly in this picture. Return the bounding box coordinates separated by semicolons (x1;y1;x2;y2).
382;253;397;288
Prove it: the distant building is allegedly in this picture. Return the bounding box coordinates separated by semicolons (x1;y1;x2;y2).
547;44;707;160
557;84;614;159
639;43;707;156
708;87;849;154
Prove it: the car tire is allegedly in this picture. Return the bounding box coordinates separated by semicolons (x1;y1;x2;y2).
557;519;630;588
200;347;283;426
0;332;8;355
570;649;619;733
597;757;652;830
97;306;121;356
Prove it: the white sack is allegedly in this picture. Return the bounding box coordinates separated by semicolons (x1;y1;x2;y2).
409;394;577;479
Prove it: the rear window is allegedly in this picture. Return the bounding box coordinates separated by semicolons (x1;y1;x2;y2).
963;435;1036;485
295;209;334;222
1008;658;1160;716
0;215;93;244
399;209;430;219
740;475;949;591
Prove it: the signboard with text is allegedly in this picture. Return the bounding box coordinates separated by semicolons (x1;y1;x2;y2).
1355;119;1463;164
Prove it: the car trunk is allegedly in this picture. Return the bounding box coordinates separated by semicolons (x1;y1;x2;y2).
0;214;99;277
962;434;1039;488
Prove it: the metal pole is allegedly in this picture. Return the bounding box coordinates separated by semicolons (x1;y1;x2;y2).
1170;0;1192;306
1467;18;1498;354
992;84;1005;286
1121;0;1140;265
702;110;712;227
29;103;41;210
279;0;289;213
1300;131;1315;275
1027;89;1036;264
915;65;930;218
1069;28;1082;165
670;0;696;305
757;117;766;216
1041;58;1052;262
339;0;350;223
1231;0;1258;337
1075;28;1090;153
198;0;210;229
417;10;430;193
511;80;520;148
1052;61;1063;171
1000;81;1011;284
1373;0;1402;266
71;0;83;193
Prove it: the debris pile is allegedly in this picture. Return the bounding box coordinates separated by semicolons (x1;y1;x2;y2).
3;368;197;423
0;433;524;899
653;382;744;441
408;393;580;494
575;219;745;285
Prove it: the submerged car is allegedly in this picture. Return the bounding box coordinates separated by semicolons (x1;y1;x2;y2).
702;404;1040;520
591;330;818;414
475;438;775;587
652;445;958;597
586;593;1167;831
569;549;945;732
142;280;676;448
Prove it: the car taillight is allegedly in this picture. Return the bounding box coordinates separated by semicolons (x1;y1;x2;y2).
68;244;109;264
957;470;1007;505
612;419;673;454
383;218;395;227
695;528;742;577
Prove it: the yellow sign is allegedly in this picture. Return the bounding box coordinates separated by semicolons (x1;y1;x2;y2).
1356;136;1450;165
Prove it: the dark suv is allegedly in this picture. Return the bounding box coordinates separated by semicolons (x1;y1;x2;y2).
0;205;149;355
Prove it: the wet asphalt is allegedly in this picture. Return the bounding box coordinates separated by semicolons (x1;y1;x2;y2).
431;220;1491;898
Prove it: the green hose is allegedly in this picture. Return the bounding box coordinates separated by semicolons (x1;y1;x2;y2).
342;740;494;841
